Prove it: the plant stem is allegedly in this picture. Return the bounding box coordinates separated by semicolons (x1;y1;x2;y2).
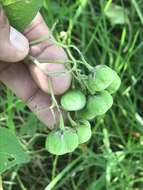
0;175;3;190
59;115;65;130
59;44;94;71
67;113;77;127
52;156;58;180
44;157;81;190
17;175;27;190
48;78;61;114
28;55;71;76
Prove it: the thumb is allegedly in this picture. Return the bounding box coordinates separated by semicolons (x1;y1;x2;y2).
0;7;29;62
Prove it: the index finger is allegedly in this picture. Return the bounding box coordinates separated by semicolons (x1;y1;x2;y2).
24;13;71;95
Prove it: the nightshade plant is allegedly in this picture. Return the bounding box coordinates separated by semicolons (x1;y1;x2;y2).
46;65;120;155
0;0;121;177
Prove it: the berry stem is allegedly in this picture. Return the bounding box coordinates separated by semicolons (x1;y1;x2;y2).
67;113;77;127
59;115;65;130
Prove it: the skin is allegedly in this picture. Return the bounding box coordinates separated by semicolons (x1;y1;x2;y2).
0;8;71;128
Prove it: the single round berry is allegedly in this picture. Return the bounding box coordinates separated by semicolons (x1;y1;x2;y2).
107;72;121;94
45;127;78;155
61;90;86;111
87;65;115;93
77;91;113;120
76;121;92;144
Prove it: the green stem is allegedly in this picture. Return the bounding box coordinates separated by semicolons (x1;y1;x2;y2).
66;46;93;70
29;20;57;46
29;38;94;71
28;55;76;77
8;166;19;190
30;35;52;46
44;157;81;190
47;78;62;125
52;156;59;180
0;175;3;190
59;115;65;130
67;113;77;127
17;175;27;190
48;79;61;114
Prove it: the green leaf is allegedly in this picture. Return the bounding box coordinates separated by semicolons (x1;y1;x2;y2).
105;3;129;25
2;0;44;31
1;0;21;6
0;127;29;174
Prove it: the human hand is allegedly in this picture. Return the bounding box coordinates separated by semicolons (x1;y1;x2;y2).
0;8;71;128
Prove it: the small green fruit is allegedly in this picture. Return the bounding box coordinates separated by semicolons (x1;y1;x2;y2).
87;65;115;93
101;90;113;108
76;109;95;121
45;127;78;155
61;90;86;111
86;91;113;116
78;91;113;120
107;72;121;94
76;121;92;144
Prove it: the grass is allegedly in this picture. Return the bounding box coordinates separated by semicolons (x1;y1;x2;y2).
1;0;143;189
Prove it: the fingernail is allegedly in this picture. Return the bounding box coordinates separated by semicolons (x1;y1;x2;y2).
10;27;29;52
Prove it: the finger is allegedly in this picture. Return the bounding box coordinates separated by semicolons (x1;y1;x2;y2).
0;62;59;128
0;7;29;62
24;13;71;95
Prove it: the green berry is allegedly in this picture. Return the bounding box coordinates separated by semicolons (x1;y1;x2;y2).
87;91;113;116
76;109;96;121
78;91;113;120
107;72;121;94
45;127;78;155
87;65;115;93
100;90;113;109
76;121;92;144
63;128;79;152
61;90;86;111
